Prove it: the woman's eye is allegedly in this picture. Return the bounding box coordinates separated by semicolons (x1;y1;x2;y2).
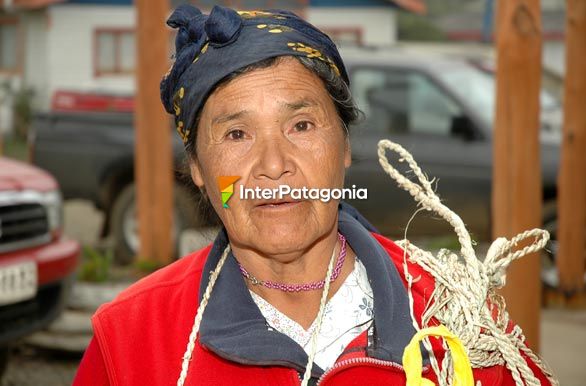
293;121;312;132
226;129;246;140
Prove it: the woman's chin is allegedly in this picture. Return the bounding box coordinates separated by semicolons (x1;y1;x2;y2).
250;221;318;254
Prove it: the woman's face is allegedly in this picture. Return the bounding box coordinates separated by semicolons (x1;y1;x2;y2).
190;57;351;257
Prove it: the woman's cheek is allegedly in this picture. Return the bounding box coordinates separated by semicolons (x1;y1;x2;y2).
310;135;343;166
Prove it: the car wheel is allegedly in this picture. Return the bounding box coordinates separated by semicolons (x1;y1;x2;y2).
109;183;208;265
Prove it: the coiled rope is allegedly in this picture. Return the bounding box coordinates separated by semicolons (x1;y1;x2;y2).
377;139;558;386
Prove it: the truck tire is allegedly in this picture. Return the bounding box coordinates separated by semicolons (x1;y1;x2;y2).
109;183;205;265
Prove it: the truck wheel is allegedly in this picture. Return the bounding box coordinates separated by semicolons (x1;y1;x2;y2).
110;183;205;265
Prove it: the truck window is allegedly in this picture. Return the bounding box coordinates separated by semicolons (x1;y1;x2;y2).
352;67;462;137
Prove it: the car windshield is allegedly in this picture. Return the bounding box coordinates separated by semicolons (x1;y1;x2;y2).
437;66;560;128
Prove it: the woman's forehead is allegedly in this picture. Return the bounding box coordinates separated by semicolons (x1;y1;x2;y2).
204;59;332;118
216;58;323;96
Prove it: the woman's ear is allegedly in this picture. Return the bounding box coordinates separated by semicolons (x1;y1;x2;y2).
344;136;352;169
189;158;205;189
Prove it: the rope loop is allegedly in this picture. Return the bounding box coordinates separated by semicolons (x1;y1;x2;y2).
378;139;558;386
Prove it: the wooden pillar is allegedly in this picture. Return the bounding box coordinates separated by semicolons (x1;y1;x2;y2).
557;0;586;295
135;0;173;265
493;0;543;350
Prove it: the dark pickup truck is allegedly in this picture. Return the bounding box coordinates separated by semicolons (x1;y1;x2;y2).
31;49;562;279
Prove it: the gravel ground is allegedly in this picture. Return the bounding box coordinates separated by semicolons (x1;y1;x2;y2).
2;345;80;386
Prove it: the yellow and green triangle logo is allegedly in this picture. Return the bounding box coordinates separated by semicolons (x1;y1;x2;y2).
218;176;240;208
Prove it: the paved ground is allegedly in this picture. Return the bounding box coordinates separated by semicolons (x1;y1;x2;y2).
541;309;586;385
1;200;583;385
1;346;81;386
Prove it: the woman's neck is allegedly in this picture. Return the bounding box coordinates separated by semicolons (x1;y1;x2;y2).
229;227;356;329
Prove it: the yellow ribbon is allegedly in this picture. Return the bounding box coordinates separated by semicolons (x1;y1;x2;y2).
403;325;474;386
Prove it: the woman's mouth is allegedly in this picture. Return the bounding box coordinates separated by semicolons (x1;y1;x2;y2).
254;199;302;209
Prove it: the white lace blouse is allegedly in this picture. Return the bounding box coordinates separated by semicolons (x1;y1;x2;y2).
249;258;374;371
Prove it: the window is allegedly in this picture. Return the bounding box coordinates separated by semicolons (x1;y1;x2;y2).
437;66;561;128
0;19;19;72
352;68;462;136
94;29;135;76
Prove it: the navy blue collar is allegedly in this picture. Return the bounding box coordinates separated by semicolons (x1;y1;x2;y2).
198;203;420;376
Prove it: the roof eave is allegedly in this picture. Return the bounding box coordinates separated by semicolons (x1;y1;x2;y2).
389;0;427;15
10;0;66;10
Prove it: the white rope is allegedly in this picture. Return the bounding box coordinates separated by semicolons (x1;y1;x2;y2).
300;238;338;385
176;236;339;386
177;245;231;386
377;139;559;386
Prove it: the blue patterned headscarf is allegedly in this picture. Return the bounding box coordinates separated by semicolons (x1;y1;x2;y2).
160;4;349;148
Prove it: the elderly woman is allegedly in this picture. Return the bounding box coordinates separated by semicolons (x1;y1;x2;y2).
74;5;554;386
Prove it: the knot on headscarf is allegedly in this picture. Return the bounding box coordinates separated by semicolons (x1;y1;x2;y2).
160;5;205;115
161;5;245;116
160;4;348;147
167;4;205;53
205;6;243;46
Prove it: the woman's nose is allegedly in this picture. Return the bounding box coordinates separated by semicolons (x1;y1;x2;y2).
251;135;295;181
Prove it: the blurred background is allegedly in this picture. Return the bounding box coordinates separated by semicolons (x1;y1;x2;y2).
0;0;584;385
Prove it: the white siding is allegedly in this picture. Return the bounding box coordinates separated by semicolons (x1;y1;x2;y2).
46;4;135;104
13;3;398;117
306;7;396;47
543;41;565;77
0;78;15;135
22;10;49;110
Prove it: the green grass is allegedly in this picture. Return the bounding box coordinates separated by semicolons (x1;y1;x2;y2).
425;235;462;251
134;258;165;274
1;136;28;162
78;245;114;282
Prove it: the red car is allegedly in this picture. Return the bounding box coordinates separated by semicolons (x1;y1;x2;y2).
0;156;79;374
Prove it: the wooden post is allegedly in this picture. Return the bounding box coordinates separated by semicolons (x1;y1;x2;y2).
557;0;586;295
493;1;543;350
135;0;173;265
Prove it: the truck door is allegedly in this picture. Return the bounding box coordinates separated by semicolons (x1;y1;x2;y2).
345;65;492;240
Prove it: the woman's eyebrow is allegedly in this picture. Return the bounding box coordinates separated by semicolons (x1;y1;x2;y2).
281;100;317;111
211;100;316;125
212;110;250;125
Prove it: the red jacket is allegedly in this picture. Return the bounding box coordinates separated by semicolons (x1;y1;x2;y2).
74;211;553;386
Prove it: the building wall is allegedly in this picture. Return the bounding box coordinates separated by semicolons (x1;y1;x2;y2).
306;6;396;46
0;10;24;135
45;4;135;108
0;76;17;135
22;2;396;114
22;9;49;110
